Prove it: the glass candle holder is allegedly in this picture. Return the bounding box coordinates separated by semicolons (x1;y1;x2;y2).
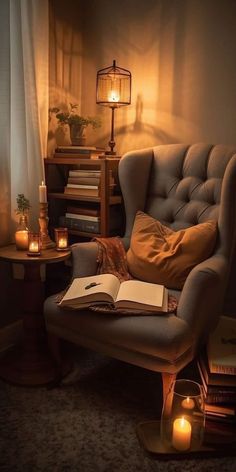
27;232;41;256
54;227;68;251
161;379;205;452
15;215;29;250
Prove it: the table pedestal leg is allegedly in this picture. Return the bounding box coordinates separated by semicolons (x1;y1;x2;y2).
0;263;70;386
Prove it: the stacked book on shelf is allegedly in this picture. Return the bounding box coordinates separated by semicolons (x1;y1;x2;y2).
59;205;101;234
54;145;105;159
59;204;123;235
197;316;236;427
64;168;115;197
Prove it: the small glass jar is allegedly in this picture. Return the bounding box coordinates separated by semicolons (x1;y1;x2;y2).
161;379;205;452
15;215;29;250
27;232;41;256
54;227;68;251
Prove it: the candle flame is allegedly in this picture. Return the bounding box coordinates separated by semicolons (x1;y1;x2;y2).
180;416;185;426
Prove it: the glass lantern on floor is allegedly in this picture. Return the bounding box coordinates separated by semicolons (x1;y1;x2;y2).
161;379;205;452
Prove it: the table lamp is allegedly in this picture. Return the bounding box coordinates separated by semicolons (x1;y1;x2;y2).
96;60;131;155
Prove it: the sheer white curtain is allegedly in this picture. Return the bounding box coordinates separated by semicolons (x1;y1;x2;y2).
0;0;49;245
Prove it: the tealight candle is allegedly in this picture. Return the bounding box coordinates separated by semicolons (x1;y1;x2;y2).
181;396;195;410
172;417;192;451
27;232;41;256
58;237;68;249
54;227;68;251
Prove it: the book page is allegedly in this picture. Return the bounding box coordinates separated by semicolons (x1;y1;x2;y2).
116;280;164;310
60;273;120;306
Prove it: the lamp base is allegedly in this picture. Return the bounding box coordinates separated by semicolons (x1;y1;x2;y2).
105;150;116;156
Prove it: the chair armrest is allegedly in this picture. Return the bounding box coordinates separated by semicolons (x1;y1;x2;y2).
177;253;228;348
71;242;98;278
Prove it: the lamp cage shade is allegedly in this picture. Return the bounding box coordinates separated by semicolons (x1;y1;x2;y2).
96;60;131;107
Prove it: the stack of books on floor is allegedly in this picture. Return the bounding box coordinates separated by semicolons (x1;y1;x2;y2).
64;168;115;197
197;316;236;429
54;145;105;159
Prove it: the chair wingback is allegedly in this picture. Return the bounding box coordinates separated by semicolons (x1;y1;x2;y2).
119;143;236;261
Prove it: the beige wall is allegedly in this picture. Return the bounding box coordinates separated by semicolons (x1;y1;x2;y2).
49;0;236;154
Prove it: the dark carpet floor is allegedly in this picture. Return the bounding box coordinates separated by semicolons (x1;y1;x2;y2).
0;345;235;472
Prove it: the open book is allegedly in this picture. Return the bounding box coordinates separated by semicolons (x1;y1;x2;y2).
59;274;168;313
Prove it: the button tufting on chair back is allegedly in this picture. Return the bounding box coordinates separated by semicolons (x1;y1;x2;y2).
120;143;236;259
145;143;235;230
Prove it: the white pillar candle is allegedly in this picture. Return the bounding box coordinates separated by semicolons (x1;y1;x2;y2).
181;397;195;410
39;181;47;203
172;417;192;451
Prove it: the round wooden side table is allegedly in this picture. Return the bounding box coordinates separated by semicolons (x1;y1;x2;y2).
0;244;71;386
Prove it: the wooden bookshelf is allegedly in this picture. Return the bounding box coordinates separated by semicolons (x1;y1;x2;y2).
44;156;124;239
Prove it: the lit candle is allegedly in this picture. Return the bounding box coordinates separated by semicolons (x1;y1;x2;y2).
29;241;39;253
58;237;68;249
54;227;68;251
172;417;192;451
15;230;29;250
108;91;120;102
39;181;47;203
181;396;195;410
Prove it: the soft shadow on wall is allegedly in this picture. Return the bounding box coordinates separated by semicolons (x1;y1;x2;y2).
97;93;177;156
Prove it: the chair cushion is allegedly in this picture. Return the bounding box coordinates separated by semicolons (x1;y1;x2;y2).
127;211;218;289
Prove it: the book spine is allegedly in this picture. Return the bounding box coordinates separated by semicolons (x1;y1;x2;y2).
64;187;100;196
65;213;100;222
209;363;236;375
59;216;100;233
55;146;104;152
66;184;99;189
67;177;101;186
197;355;236;387
205;403;236;416
66;206;100;217
56;148;92;154
68;171;101;178
205;393;236;404
54;153;91;159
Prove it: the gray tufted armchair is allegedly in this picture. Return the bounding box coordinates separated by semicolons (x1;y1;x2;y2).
44;143;236;401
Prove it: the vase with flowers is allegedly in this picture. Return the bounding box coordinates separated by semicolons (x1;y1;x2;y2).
15;194;30;250
51;103;101;146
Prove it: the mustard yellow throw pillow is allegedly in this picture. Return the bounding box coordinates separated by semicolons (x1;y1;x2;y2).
127;211;218;289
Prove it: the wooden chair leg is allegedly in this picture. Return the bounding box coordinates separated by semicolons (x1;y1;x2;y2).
161;372;176;415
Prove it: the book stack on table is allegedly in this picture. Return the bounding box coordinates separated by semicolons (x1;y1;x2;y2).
54;145;105;159
197;316;236;428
